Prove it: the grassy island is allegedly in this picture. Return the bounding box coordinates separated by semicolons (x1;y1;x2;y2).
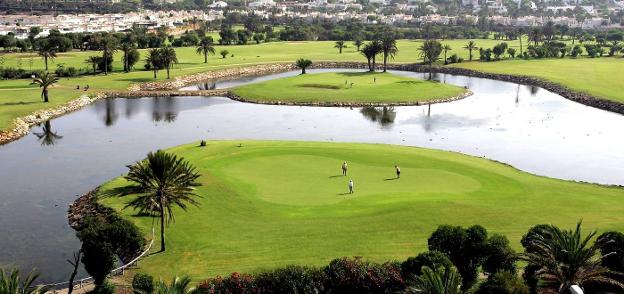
231;72;467;104
98;141;624;279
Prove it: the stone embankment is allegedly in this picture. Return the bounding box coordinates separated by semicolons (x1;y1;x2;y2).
67;187;114;230
2;61;623;145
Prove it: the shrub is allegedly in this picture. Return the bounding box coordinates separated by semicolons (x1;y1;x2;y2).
132;273;155;294
255;265;326;293
197;272;256;294
324;257;404;293
570;45;583;57
475;271;529;294
401;250;453;278
428;224;488;291
482;234;517;276
199;140;207;147
446;54;462;64
91;280;116;294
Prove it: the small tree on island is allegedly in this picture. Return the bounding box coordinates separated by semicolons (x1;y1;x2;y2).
145;48;162;79
220;49;229;59
442;44;452;64
381;36;398;72
295;58;312;74
31;72;58;103
418;40;443;80
110;150;201;252
334;40;346;54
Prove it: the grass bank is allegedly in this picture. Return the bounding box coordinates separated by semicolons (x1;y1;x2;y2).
231;72;467;104
99;141;624;280
452;58;624;104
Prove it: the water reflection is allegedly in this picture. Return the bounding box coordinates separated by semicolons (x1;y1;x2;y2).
32;121;62;146
360;107;396;127
196;81;217;90
152;97;178;123
93;97;181;126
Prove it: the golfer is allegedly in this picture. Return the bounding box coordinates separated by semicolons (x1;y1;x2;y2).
349;179;354;194
395;165;401;178
342;161;348;176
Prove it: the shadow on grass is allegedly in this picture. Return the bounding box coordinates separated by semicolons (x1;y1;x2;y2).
336;71;376;77
117;78;158;83
328;175;344;178
384;177;399;181
337;192;352;196
1;101;39;106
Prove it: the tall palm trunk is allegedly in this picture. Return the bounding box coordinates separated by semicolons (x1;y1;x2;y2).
367;57;372;71
42;88;49;102
372;56;376;72
204;52;208;63
153;68;157;79
103;48;108;75
44;55;48;71
519;37;523;55
383;53;388;72
166;65;171;79
159;191;166;252
428;62;433;80
301;67;306;74
469;49;473;61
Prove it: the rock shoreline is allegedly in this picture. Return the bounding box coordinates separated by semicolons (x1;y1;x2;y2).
1;61;622;145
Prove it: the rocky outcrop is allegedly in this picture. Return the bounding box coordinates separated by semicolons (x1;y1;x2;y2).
67;187;115;230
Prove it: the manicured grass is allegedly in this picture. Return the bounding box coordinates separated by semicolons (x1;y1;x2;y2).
99;141;624;280
0;38;619;132
452;57;624;103
232;72;466;104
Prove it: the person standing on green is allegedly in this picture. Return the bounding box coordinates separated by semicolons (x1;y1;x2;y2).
342;161;348;176
395;165;401;179
349;179;354;194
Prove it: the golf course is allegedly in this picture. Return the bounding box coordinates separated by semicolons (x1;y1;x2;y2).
98;141;624;279
2;39;623;132
231;72;467;104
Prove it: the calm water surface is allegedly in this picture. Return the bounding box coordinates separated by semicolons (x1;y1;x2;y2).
1;69;623;282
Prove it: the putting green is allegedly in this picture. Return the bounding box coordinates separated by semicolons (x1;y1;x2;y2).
98;141;624;280
231;72;467;104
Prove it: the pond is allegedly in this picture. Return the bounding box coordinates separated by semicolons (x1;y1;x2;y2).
0;69;623;282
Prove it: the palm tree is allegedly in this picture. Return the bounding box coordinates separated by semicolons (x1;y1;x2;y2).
99;34;117;75
160;46;178;80
381;37;398;72
110;150;201;252
295;58;312;74
155;276;196;294
529;27;542;46
406;266;463;294
442;44;452;65
523;221;624;293
334;40;346;54
85;56;99;74
120;43;135;73
418;40;443;80
31;72;58;103
353;39;363;51
361;41;382;71
463;41;478;61
0;268;46;294
146;49;161;79
196;37;215;63
517;28;525;56
36;40;56;71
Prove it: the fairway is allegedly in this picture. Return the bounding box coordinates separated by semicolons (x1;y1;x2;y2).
232;72;467;104
99;141;624;280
